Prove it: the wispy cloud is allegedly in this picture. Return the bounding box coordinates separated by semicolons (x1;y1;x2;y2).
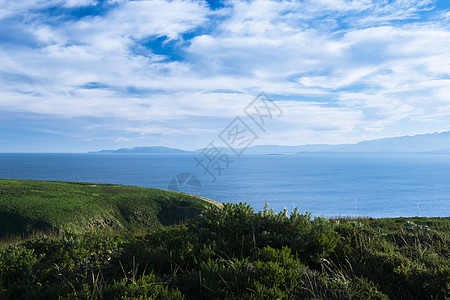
0;0;449;151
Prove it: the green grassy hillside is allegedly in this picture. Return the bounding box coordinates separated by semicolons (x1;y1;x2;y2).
0;179;221;238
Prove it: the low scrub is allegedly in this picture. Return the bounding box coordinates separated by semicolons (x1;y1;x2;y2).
0;203;448;299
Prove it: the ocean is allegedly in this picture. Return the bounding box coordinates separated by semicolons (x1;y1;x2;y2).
0;153;449;218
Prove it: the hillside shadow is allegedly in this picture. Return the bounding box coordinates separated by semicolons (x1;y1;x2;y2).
157;206;201;226
0;212;55;239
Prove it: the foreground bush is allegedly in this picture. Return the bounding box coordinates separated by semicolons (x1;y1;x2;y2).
0;203;448;299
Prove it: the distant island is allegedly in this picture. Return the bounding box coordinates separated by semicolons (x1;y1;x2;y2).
90;131;450;154
89;146;191;154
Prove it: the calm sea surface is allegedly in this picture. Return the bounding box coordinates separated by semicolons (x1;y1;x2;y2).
0;153;449;218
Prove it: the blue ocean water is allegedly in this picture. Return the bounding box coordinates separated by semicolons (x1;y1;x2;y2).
0;153;449;218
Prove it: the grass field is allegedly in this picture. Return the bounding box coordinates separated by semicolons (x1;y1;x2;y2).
0;179;221;239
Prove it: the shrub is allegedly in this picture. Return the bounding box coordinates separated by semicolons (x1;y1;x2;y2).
190;203;339;263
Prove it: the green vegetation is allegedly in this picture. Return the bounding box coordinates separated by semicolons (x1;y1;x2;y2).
0;180;449;299
0;179;220;239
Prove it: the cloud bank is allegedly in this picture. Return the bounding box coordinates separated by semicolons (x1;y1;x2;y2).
0;0;449;151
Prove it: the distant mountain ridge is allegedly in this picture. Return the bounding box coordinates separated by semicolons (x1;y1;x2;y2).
318;131;450;153
90;131;450;154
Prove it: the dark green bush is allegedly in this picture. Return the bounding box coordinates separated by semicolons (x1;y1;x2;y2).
0;204;448;299
190;203;339;263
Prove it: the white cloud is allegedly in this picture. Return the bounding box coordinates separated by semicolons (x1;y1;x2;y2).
1;0;450;150
63;0;97;7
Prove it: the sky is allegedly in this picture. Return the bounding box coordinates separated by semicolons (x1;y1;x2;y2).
1;0;450;152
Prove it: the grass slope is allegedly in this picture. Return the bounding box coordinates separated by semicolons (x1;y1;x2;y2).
0;179;220;238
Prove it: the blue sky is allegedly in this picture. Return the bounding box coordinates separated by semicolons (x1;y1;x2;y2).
1;0;450;152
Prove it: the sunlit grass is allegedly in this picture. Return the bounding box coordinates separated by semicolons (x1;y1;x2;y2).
0;179;219;239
